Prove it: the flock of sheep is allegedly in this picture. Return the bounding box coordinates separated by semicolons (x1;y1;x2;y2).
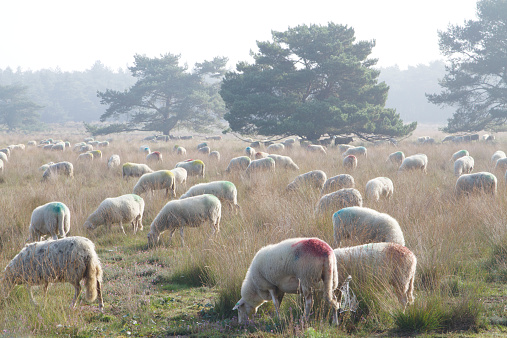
0;135;500;327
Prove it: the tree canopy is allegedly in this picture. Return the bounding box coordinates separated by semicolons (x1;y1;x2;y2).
0;84;41;131
220;22;416;141
89;54;228;136
427;0;507;133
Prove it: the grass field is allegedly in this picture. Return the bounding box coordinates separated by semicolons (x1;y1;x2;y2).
0;127;506;337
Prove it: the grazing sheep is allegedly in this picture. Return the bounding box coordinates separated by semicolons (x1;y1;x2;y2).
0;148;10;158
287;170;327;192
226;156;252;173
442;135;455;143
39;162;54;172
496;157;507;173
147;194;221;247
338;144;353;153
107;154;121;169
146;151;163;163
455;172;497;197
0;152;7;163
175;160;205;177
333;206;405;246
486;135;496;142
198;146;211;155
315;188;363;217
387;151;405;166
255;151;269;159
233;237;339;324
365;177;394;201
98;141;109;147
450;150;469;162
334;242;417;310
176;146;187;155
491;150;506;164
139;145;150;154
343;155;358;170
197;142;208;149
267;143;285;153
267;154;299;171
398;154;428;173
89;150;102;159
322;174;355;195
122;162;154;179
180;180;239;211
80;144;93;153
27;140;37;146
84;194;145;234
51;143;65;151
245;147;255;158
77;152;94;162
209;150;221;162
307;144;327;155
1;236;103;310
133;170;176;198
454;156;474;177
170;167;187;186
343;146;367;158
42;161;74;180
246;157;275;177
27;202;71;241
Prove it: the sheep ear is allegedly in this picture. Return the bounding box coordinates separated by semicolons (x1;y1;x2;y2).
233;299;244;311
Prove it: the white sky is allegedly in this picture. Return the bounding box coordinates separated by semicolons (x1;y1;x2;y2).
1;0;479;72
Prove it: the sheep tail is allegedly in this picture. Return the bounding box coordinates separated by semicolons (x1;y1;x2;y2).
57;210;65;237
322;255;339;311
84;255;103;302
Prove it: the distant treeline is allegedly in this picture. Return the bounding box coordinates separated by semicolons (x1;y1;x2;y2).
0;60;454;125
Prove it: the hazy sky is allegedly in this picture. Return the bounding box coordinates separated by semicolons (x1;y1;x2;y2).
2;0;479;72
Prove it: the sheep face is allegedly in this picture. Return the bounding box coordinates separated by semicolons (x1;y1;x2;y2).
84;220;96;230
233;298;257;323
0;267;16;298
147;232;159;247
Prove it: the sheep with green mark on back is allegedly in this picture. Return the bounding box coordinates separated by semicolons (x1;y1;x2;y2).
27;201;71;242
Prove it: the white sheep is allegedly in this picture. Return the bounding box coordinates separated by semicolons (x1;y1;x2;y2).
170;167;187;186
233;237;339;324
339;144;353;153
387;151;405;166
334;242;417;310
1;236;103;310
122;162;154;179
287;170;327;192
491;150;506;164
27;202;71;241
0;148;10;158
226;156;251;173
77;152;94;162
455;172;497;197
306;144;327;155
0;159;3;174
147;194;221;247
209;150;221;162
89;150;102;159
450;149;469;162
180;180;239;211
343;146;367;158
398;154;428;173
315;188;363;217
39;162;54;172
84;194;145;234
343;155;358;170
365;177;394;201
176;146;187;155
267;154;299;171
255;151;270;159
42;161;74;180
133;170;176;198
245;147;255;158
198;146;211;155
146;151;163;163
107;154;121;169
267;143;285;153
454;156;474;177
333;206;405;246
494;157;507;172
175;160;205;177
246;157;275;177
51;143;65;151
322;174;355;195
0;151;7;163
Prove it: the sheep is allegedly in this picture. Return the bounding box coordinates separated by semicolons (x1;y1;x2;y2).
398;154;428;173
77;152;94;162
197;142;207;149
84;194;145;234
338;144;353;153
267;154;299;171
226;156;251;173
122;162;154;179
387;151;405;166
246;157;275;177
454;156;474;177
146;151;163;163
0;151;7;163
198;146;211;155
133;170;176;198
147;194;221;247
306;144;327;155
27;140;37;146
365;177;394;201
343;155;358;170
1;236;104;310
245;147;255;158
455;172;497;197
80;144;93;153
233;237;339;324
450;149;469;162
139;145;150;154
495;157;507;173
334;242;417;310
491;150;506;164
180;180;239;211
255;151;269;159
267;143;285;153
170;167;187;186
322;174;355;195
333;206;405;246
0;159;3;174
176;146;187;155
27;202;71;242
90;150;102;159
98;141;109;147
51;143;65;151
287;170;327;192
42;161;74;180
315;188;363;217
175;159;205;177
343;146;367;158
209;150;221;162
0;148;10;158
39;162;54;172
107;154;121;169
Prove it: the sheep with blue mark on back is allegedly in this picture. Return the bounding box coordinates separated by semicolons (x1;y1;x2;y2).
133;170;176;198
180;180;239;212
333;206;405;247
147;194;221;247
245;147;255;158
454;156;474;177
28;201;71;241
365;177;394;201
233;237;339;324
1;236;103;311
455;172;497;197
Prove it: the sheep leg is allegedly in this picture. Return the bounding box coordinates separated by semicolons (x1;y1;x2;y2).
168;228;176;246
26;285;37;307
71;283;81;308
42;282;49;307
132;220;137;235
97;280;104;311
179;227;185;247
302;286;313;321
119;221;126;235
269;289;281;318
